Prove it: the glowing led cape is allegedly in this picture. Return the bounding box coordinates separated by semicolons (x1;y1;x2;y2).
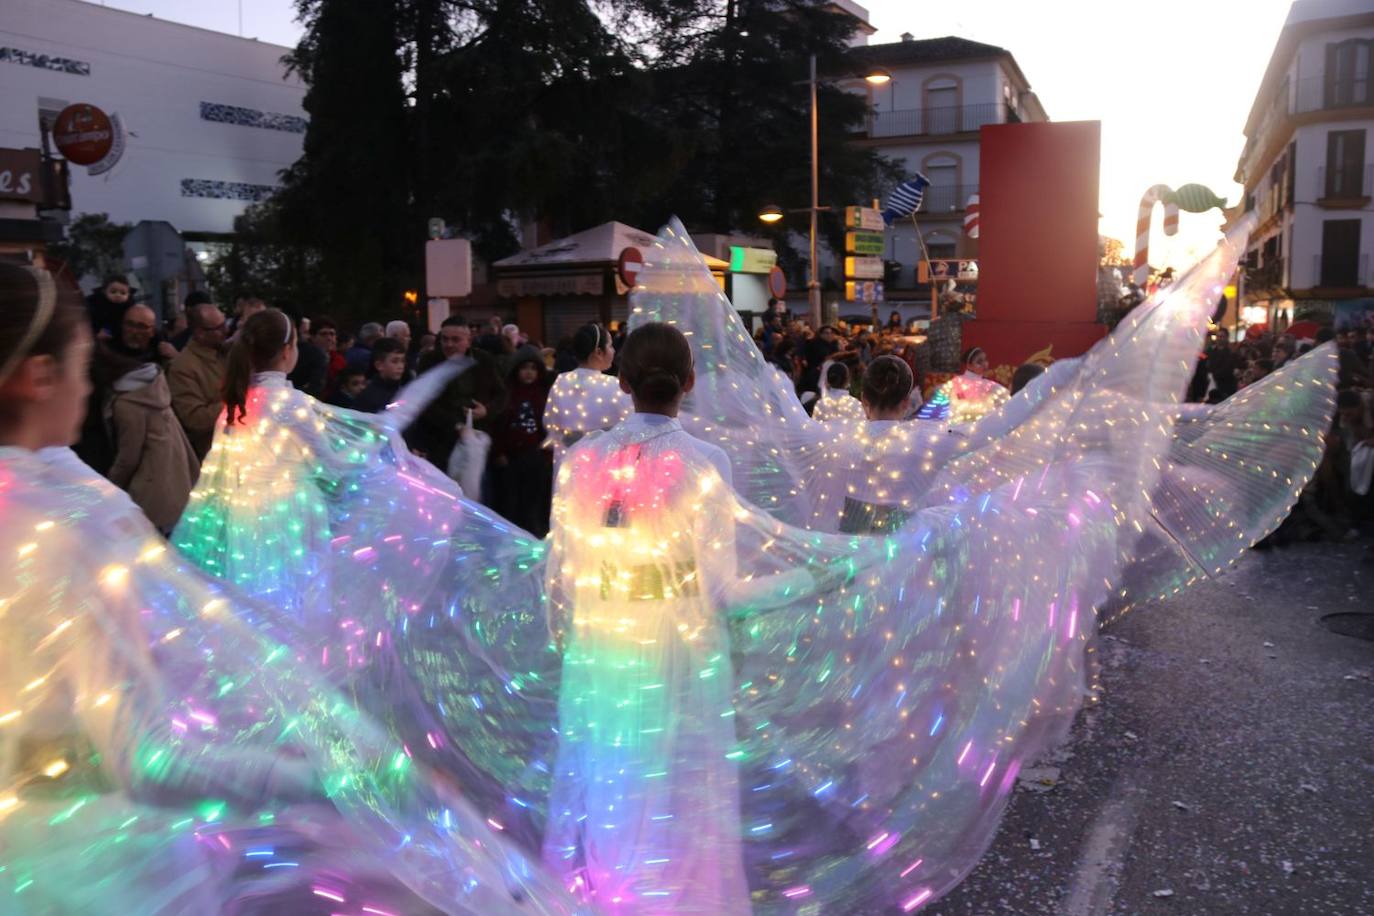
543;368;632;463
0;446;577;914
914;372;1009;423
629;218;1337;605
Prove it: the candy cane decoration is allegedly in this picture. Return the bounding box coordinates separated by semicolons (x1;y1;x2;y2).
1133;184;1179;286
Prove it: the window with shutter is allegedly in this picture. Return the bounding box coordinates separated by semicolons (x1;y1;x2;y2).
1325;129;1366;198
1320;219;1361;287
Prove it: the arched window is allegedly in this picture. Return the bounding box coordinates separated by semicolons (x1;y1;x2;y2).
921;153;961;212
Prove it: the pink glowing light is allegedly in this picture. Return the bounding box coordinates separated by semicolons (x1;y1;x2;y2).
957;741;972;765
312;888;346;903
902;888;933;911
900;858;923;878
782;886;812;899
980;760;997;787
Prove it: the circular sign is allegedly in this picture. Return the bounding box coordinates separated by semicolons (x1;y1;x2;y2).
767;265;787;299
617;246;644;288
53;104;114;166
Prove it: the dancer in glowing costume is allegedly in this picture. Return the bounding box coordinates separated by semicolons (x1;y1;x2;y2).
809;361;865;423
915;347;1009;424
543;323;631;464
631;219;1337;608
172;308;465;623
0;263;578;914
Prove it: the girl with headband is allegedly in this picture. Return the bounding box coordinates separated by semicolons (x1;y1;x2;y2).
542;321;630;463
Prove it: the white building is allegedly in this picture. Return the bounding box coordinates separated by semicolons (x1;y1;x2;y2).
1234;0;1374;327
851;35;1048;290
0;0;305;238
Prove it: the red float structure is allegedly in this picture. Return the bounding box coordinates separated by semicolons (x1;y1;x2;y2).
963;121;1107;366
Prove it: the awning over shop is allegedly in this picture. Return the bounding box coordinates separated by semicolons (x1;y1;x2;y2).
493;220;727;297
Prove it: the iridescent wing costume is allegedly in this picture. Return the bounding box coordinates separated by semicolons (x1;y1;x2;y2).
0;447;578;914
631;219;1337;611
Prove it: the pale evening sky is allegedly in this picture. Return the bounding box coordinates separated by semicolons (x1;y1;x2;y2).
100;0;1294;268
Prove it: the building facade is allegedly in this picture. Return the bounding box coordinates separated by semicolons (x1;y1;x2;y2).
1;0;305;239
851;35;1049;292
1234;0;1374;330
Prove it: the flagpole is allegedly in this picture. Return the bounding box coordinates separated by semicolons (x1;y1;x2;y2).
910;213;937;320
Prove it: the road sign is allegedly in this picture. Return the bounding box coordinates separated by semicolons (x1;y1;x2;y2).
844;280;884;302
767;265;787;299
844;255;883;280
426;238;473;297
617;246;644;287
844;206;884;231
845;230;885;256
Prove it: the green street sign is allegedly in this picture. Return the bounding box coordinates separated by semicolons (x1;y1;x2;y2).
845;230;885;255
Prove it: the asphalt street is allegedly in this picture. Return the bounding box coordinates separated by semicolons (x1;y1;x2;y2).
929;542;1374;916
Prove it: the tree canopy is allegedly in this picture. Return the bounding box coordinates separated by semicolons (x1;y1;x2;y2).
258;0;899;323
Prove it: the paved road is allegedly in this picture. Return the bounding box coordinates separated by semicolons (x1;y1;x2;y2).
930;542;1374;916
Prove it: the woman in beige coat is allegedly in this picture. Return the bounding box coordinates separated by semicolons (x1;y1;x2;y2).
100;346;200;532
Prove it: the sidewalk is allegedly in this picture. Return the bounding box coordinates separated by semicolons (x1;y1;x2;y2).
930;542;1374;915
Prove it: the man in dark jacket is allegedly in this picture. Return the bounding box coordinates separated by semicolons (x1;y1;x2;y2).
405;318;505;474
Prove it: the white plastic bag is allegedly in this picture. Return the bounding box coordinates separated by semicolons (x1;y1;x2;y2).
447;409;490;498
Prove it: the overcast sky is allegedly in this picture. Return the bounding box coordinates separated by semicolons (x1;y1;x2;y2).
100;0;1294;267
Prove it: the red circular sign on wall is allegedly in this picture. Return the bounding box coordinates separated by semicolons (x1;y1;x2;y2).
617;247;644;288
767;265;787;299
53;104;114;166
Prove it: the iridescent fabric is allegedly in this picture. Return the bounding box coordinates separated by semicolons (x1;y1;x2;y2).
0;447;577;914
631;218;1337;605
543;368;632;464
159;216;1332;913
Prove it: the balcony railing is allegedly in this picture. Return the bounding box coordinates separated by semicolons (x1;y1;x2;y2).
1316;163;1374;200
1314;251;1369;288
917;183;979;214
1245;257;1287;293
866;102;1016;139
1244;76;1374;173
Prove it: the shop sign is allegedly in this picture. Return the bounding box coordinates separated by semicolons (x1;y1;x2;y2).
919;259;979;283
497;273;604;297
728;245;777;274
0;148;42;203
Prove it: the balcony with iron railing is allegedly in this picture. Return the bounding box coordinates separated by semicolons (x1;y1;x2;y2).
915;183;979;214
865;102;1018;139
1243;76;1374;174
1244;257;1287;293
1313;251;1370;289
1315;163;1374;202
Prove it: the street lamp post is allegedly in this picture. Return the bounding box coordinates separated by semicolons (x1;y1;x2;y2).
764;59;891;328
808;53;821;329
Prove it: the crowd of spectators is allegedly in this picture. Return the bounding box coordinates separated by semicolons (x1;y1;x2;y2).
1230;323;1374;556
72;276;1373;557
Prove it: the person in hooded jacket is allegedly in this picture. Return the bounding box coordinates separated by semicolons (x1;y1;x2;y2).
99;348;200;532
491;345;554;536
